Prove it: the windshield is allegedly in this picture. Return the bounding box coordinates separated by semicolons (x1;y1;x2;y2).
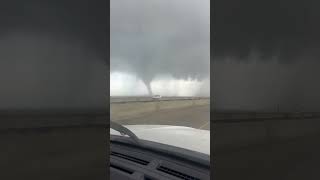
110;0;210;155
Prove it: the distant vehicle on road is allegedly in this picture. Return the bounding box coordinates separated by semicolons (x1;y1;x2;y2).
152;95;162;100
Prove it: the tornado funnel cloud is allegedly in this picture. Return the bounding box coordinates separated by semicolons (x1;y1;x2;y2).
145;82;153;96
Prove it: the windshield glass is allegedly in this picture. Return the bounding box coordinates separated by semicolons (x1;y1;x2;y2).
110;0;210;155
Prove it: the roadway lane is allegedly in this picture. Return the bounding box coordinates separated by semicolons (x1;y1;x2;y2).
114;105;210;130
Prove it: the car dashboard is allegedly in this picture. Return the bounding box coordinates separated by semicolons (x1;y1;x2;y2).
110;139;210;180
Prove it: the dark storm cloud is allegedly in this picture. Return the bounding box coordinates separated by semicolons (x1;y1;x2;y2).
0;0;107;60
111;0;210;94
213;0;320;61
213;0;320;111
0;0;107;110
213;58;320;111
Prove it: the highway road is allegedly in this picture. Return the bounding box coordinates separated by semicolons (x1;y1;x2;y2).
214;132;320;180
113;105;210;130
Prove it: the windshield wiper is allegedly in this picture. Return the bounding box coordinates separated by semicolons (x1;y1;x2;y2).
110;121;140;144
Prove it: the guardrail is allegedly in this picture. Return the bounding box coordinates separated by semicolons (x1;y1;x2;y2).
213;112;320;123
0;110;107;131
110;97;209;103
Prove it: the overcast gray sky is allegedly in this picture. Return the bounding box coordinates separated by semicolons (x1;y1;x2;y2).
213;0;320;111
110;0;210;96
0;0;107;110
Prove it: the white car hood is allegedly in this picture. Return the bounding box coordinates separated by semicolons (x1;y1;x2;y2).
110;125;210;155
